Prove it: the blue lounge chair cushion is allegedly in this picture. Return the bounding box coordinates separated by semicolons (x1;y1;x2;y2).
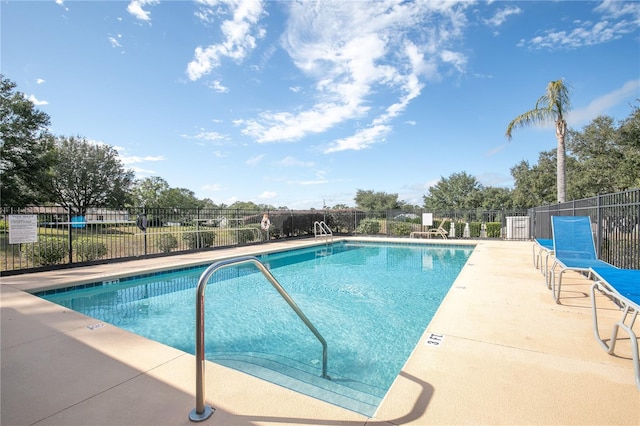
591;267;640;305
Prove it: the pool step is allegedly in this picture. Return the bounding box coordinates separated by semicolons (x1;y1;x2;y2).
209;351;384;416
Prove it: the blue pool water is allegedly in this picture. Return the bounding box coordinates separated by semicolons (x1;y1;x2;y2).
38;241;473;415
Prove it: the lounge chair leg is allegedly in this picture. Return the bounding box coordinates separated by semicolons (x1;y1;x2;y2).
590;282;614;352
590;282;640;390
616;314;640;390
553;270;564;304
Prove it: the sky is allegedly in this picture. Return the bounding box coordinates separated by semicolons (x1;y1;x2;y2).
2;0;639;209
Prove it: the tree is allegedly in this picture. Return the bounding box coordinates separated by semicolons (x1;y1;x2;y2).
331;203;351;209
478;187;513;209
423;172;482;210
354;189;402;211
45;136;134;214
506;79;572;203
0;75;54;205
510;154;556;208
131;176;170;208
200;198;219;209
157;187;201;210
615;103;640;190
222;200;275;211
567;115;622;197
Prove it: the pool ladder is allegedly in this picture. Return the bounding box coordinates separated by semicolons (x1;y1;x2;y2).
189;255;329;422
314;220;333;241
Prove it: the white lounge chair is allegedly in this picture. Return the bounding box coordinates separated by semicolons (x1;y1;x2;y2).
410;220;448;239
425;220;448;239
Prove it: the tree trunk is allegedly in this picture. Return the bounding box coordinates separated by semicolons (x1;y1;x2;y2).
556;119;567;203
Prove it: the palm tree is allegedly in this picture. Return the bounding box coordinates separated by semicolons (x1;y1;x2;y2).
506;79;572;203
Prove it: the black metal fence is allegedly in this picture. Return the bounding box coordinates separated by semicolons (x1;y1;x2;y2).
1;205;532;274
529;189;640;269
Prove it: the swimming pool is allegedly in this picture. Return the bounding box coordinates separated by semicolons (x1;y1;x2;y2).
38;241;473;415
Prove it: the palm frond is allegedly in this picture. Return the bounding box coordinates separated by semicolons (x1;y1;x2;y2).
506;78;572;139
505;109;554;139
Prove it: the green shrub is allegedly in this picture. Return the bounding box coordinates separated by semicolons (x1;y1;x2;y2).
445;222;464;238
156;233;178;253
469;222;482;238
21;236;69;266
486;222;501;238
0;220;7;232
238;228;258;244
356;219;380;235
73;238;108;262
389;221;411;236
183;230;215;249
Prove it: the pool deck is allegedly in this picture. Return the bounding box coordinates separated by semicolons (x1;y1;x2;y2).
1;237;639;425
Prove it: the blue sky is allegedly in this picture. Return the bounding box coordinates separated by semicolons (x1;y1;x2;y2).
2;0;639;209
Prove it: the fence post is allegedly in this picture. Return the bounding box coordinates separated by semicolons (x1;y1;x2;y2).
596;193;602;258
67;211;73;265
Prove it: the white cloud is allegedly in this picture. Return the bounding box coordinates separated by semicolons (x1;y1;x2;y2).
258;190;277;199
568;79;640;125
127;0;159;22
36;78;45;85
119;155;165;165
325;124;390;153
182;129;228;143
246;154;264;166
208;80;229;93
108;35;122;48
276;156;314;167
483;5;522;27
239;1;471;149
202;183;226;191
440;50;467;73
521;1;639;50
28;95;48;106
594;0;640;19
286;170;329;186
55;0;69;12
187;0;267;81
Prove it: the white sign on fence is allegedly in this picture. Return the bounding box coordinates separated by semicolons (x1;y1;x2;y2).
8;215;38;244
422;213;433;227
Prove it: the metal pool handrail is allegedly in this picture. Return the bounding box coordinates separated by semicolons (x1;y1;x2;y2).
189;255;329;422
314;220;333;241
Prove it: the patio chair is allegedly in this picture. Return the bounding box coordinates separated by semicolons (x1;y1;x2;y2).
532;238;554;279
425;220;448;239
549;216;615;303
589;267;640;390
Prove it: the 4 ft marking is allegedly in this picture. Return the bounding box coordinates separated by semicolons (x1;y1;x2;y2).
425;333;444;347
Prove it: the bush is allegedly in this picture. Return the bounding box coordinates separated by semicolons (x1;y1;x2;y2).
156;233;178;253
389;221;412;236
486;222;501;238
445;221;464;238
21;236;69;266
469;222;482;238
356;219;380;235
73;238;108;262
183;230;215;249
238;228;258;244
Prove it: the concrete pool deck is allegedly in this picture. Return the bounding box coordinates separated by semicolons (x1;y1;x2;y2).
1;238;638;425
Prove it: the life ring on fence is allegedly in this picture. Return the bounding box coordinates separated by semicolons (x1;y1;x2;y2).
260;214;271;231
